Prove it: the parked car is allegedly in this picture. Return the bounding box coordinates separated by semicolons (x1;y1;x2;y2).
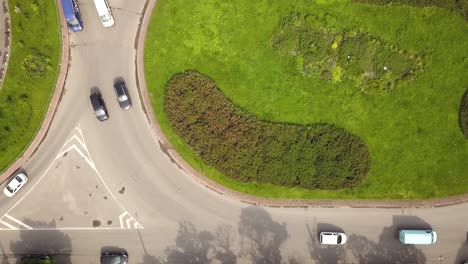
4;172;28;197
101;252;128;264
90;92;109;121
114;81;131;109
93;0;114;27
319;232;347;245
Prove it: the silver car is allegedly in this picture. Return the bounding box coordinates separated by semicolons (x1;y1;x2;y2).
4;173;28;197
114;81;131;110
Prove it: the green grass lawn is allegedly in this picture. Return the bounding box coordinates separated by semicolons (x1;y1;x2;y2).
0;0;60;173
144;0;468;199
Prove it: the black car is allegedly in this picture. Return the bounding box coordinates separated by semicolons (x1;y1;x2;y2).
114;81;131;109
101;252;128;264
90;92;109;121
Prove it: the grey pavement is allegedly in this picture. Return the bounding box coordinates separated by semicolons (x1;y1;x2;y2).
0;0;466;263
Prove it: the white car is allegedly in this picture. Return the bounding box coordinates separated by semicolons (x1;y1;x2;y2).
3;173;28;197
320;232;347;245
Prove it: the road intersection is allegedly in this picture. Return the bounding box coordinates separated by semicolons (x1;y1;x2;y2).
0;0;466;263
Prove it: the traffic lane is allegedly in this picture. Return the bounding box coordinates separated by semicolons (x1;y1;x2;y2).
72;0;143;46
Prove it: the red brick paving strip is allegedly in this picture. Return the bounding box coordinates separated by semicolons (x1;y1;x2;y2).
0;0;69;184
135;0;468;208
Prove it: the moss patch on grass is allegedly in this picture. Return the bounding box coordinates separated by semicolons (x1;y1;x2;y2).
271;13;425;94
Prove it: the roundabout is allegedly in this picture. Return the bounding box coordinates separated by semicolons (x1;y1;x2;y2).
0;0;466;263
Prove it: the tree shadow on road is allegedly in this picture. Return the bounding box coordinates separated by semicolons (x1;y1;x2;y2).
238;206;289;264
306;223;346;264
9;219;72;264
455;233;468;264
346;215;428;264
0;241;10;264
163;221;236;264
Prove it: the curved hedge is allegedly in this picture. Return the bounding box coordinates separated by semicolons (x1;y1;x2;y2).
460;89;468;137
164;71;371;190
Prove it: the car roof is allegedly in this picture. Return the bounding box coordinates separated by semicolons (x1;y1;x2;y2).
61;0;76;19
90;93;103;109
321;233;339;244
114;82;126;95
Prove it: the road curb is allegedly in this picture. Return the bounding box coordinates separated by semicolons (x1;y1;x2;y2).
136;0;468;209
0;0;69;184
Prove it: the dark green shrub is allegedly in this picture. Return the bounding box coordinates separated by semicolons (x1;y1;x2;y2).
164;71;371;190
460;89;468;137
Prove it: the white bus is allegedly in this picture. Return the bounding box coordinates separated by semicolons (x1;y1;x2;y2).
93;0;114;27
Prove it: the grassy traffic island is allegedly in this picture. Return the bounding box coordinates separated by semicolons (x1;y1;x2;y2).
0;0;60;172
144;0;468;199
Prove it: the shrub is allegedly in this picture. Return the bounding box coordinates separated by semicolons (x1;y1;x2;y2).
164;71;371;190
460;89;468;137
22;49;51;76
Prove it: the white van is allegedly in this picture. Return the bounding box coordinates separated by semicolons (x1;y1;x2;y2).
93;0;114;27
399;230;437;245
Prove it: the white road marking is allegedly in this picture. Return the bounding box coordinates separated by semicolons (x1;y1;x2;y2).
1;125;144;230
119;211;143;229
0;227;141;231
63;134;88;153
0;219;18;230
5;214;32;229
119;212;128;228
56;145;97;173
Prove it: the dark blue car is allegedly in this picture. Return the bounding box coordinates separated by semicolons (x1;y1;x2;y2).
62;0;83;32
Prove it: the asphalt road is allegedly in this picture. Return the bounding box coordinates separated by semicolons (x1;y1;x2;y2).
0;0;467;263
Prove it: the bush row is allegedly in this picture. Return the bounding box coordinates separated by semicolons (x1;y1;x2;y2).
460;89;468;137
352;0;468;21
164;71;371;190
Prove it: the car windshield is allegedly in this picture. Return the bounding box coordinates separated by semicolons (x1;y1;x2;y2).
118;95;128;102
102;255;122;264
337;235;342;244
68;18;80;26
97;109;106;116
6;186;14;193
100;14;111;22
15;175;23;182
